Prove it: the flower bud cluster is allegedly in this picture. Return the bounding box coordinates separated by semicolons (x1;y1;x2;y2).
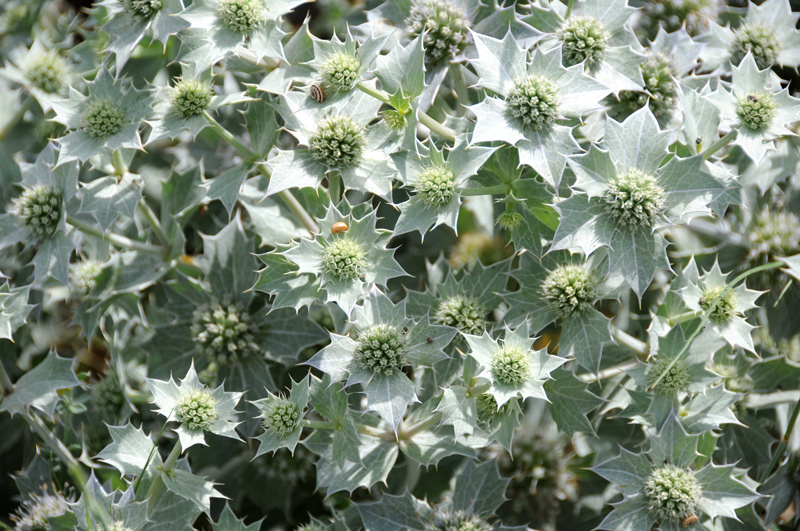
121;0;163;18
82;99;126;140
491;345;530;387
405;0;471;65
541;264;596;317
648;356;691;395
217;0;264;34
506;75;560;131
617;53;676;121
10;491;69;531
356;323;408;375
322;238;367;281
192;302;260;366
172;79;212;118
69;259;103;297
416;166;456;207
640;0;716;38
25;51;66;94
644;465;701;523
699;285;738;324
434;295;487;334
558;16;610;68
320;52;361;94
736;92;776;133
309;115;366;168
14;184;63;238
427;510;492;531
261;397;302;437
175;389;219;430
730;24;780;70
90;374;125;423
603;168;665;230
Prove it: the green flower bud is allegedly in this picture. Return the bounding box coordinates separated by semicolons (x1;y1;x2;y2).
121;0;163;18
217;0;264;34
261;397;302;438
644;464;701;523
309;115;366;168
558;15;610;69
69;259;103;297
172;79;212;119
175;388;218;431
476;392;513;422
356;323;408;375
82;99;125;140
191;302;260;366
699;285;738;324
322;238;367;281
736;92;776;133
491;345;531;387
730;24;780;70
616;53;676;122
320;52;361;94
541;264;596;317
748;209;800;266
382;110;408;130
506;75;560;131
434;295;487;334
13;184;63;238
640;0;716;38
90;374;125;423
405;0;471;65
25;51;66;94
428;510;492;531
648;356;691;395
603;168;665;230
496;209;523;231
416;166;456;207
11;492;69;531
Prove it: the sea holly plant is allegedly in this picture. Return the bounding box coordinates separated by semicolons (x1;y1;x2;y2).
5;0;800;529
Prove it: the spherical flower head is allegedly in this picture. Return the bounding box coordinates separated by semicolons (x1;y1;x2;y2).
69;259;102;297
541;264;596;317
191;302;259;365
558;15;610;69
217;0;264;34
496;209;523;230
730;24;780;70
699;284;738;324
11;491;68;531
648;356;691;395
617;53;676;121
25;52;66;94
82;99;125;140
416;166;456;207
90;374;124;422
175;388;218;431
434;295;487;334
121;0;163;18
320;52;361;94
644;464;701;523
640;0;716;37
405;0;471;65
356;323;408;375
382;110;407;130
506;75;560;131
736;92;777;133
321;238;367;281
261;396;301;438
172;79;212;119
13;184;63;238
428;510;492;531
603;168;665;230
491;345;531;387
309;115;366;169
748;209;800;264
476;392;513;422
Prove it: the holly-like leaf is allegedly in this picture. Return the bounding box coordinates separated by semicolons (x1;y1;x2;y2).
544;368;601;435
0;352;79;416
96;423;162;479
0;283;34;341
451;460;510;517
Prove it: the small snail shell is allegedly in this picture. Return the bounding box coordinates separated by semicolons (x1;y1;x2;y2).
331;222;348;234
310;84;326;103
682;515;698;527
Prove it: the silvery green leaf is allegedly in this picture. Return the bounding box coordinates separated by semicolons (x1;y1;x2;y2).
694;464;761;520
451;459;510;517
72;476;147;531
79;174;142;230
97;423;162;478
651;414;700;469
257;22;315;95
32;230;73;286
470;31;527;95
596;495;655;531
591;448;653;496
211;503;263;531
0;351;79;416
365;369;418;430
375;36;425;98
676;83;721;154
437;386;478;439
559;307;611;375
681;385;743;433
203;165;247;220
603;106;671;175
0;283;34;341
357;491;431;531
544;367;601;435
145;488;200;531
400;427;479;466
161;465;225;513
201;216;256;300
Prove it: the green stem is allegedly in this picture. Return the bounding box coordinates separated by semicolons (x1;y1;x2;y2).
67;215;167;257
0;94;34;141
450;63;470;114
136;201;171;250
133;416;172;494
760;398;800;482
328;172;343;205
401;412;442;439
204;111;259;162
668;310;702;327
301;419;338;430
111;150;127;176
146;440;182;511
702;129;738;160
461;183;512;197
356;81;391;104
565;0;575;18
237;49;282;70
255;165;318;235
610;325;649;357
0;361;12;396
23;413;87;491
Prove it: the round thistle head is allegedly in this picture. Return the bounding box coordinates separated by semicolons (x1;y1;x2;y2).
748;209;800;264
648;356;691;395
261;397;301;437
82;99;125;140
428;510;492;531
121;0;163;18
25;52;66;94
603;168;665;230
175;388;218;431
640;0;716;37
309;115;366;168
405;0;471;65
699;285;738;324
617;53;676;121
541;264;596;317
217;0;264;34
90;374;124;422
321;238;367;281
10;491;69;531
736;92;776;133
356;323;408;375
730;24;780;70
320;52;361;94
172;79;212;118
476;392;513;422
496;209;523;231
382;110;408;130
491;345;531;387
506;75;560;131
558;15;610;68
14;184;63;238
69;259;103;297
644;464;701;523
416;166;456;207
191;302;259;365
434;295;487;334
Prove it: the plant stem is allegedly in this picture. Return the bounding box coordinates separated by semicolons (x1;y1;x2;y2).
237;49;281;70
702;129;737;160
579;361;639;383
668;310;702;327
302;419;338;430
255;165;318;236
565;0;575;18
67;215;167;256
146;440;182;510
610;325;649;357
0;94;34;141
760;398;800;482
22;413;87;491
356;81;390;104
0;362;12;396
136;201;171;250
204;111;259;162
112;150;127;175
461;183;512;197
328;172;343;205
400;412;442;439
